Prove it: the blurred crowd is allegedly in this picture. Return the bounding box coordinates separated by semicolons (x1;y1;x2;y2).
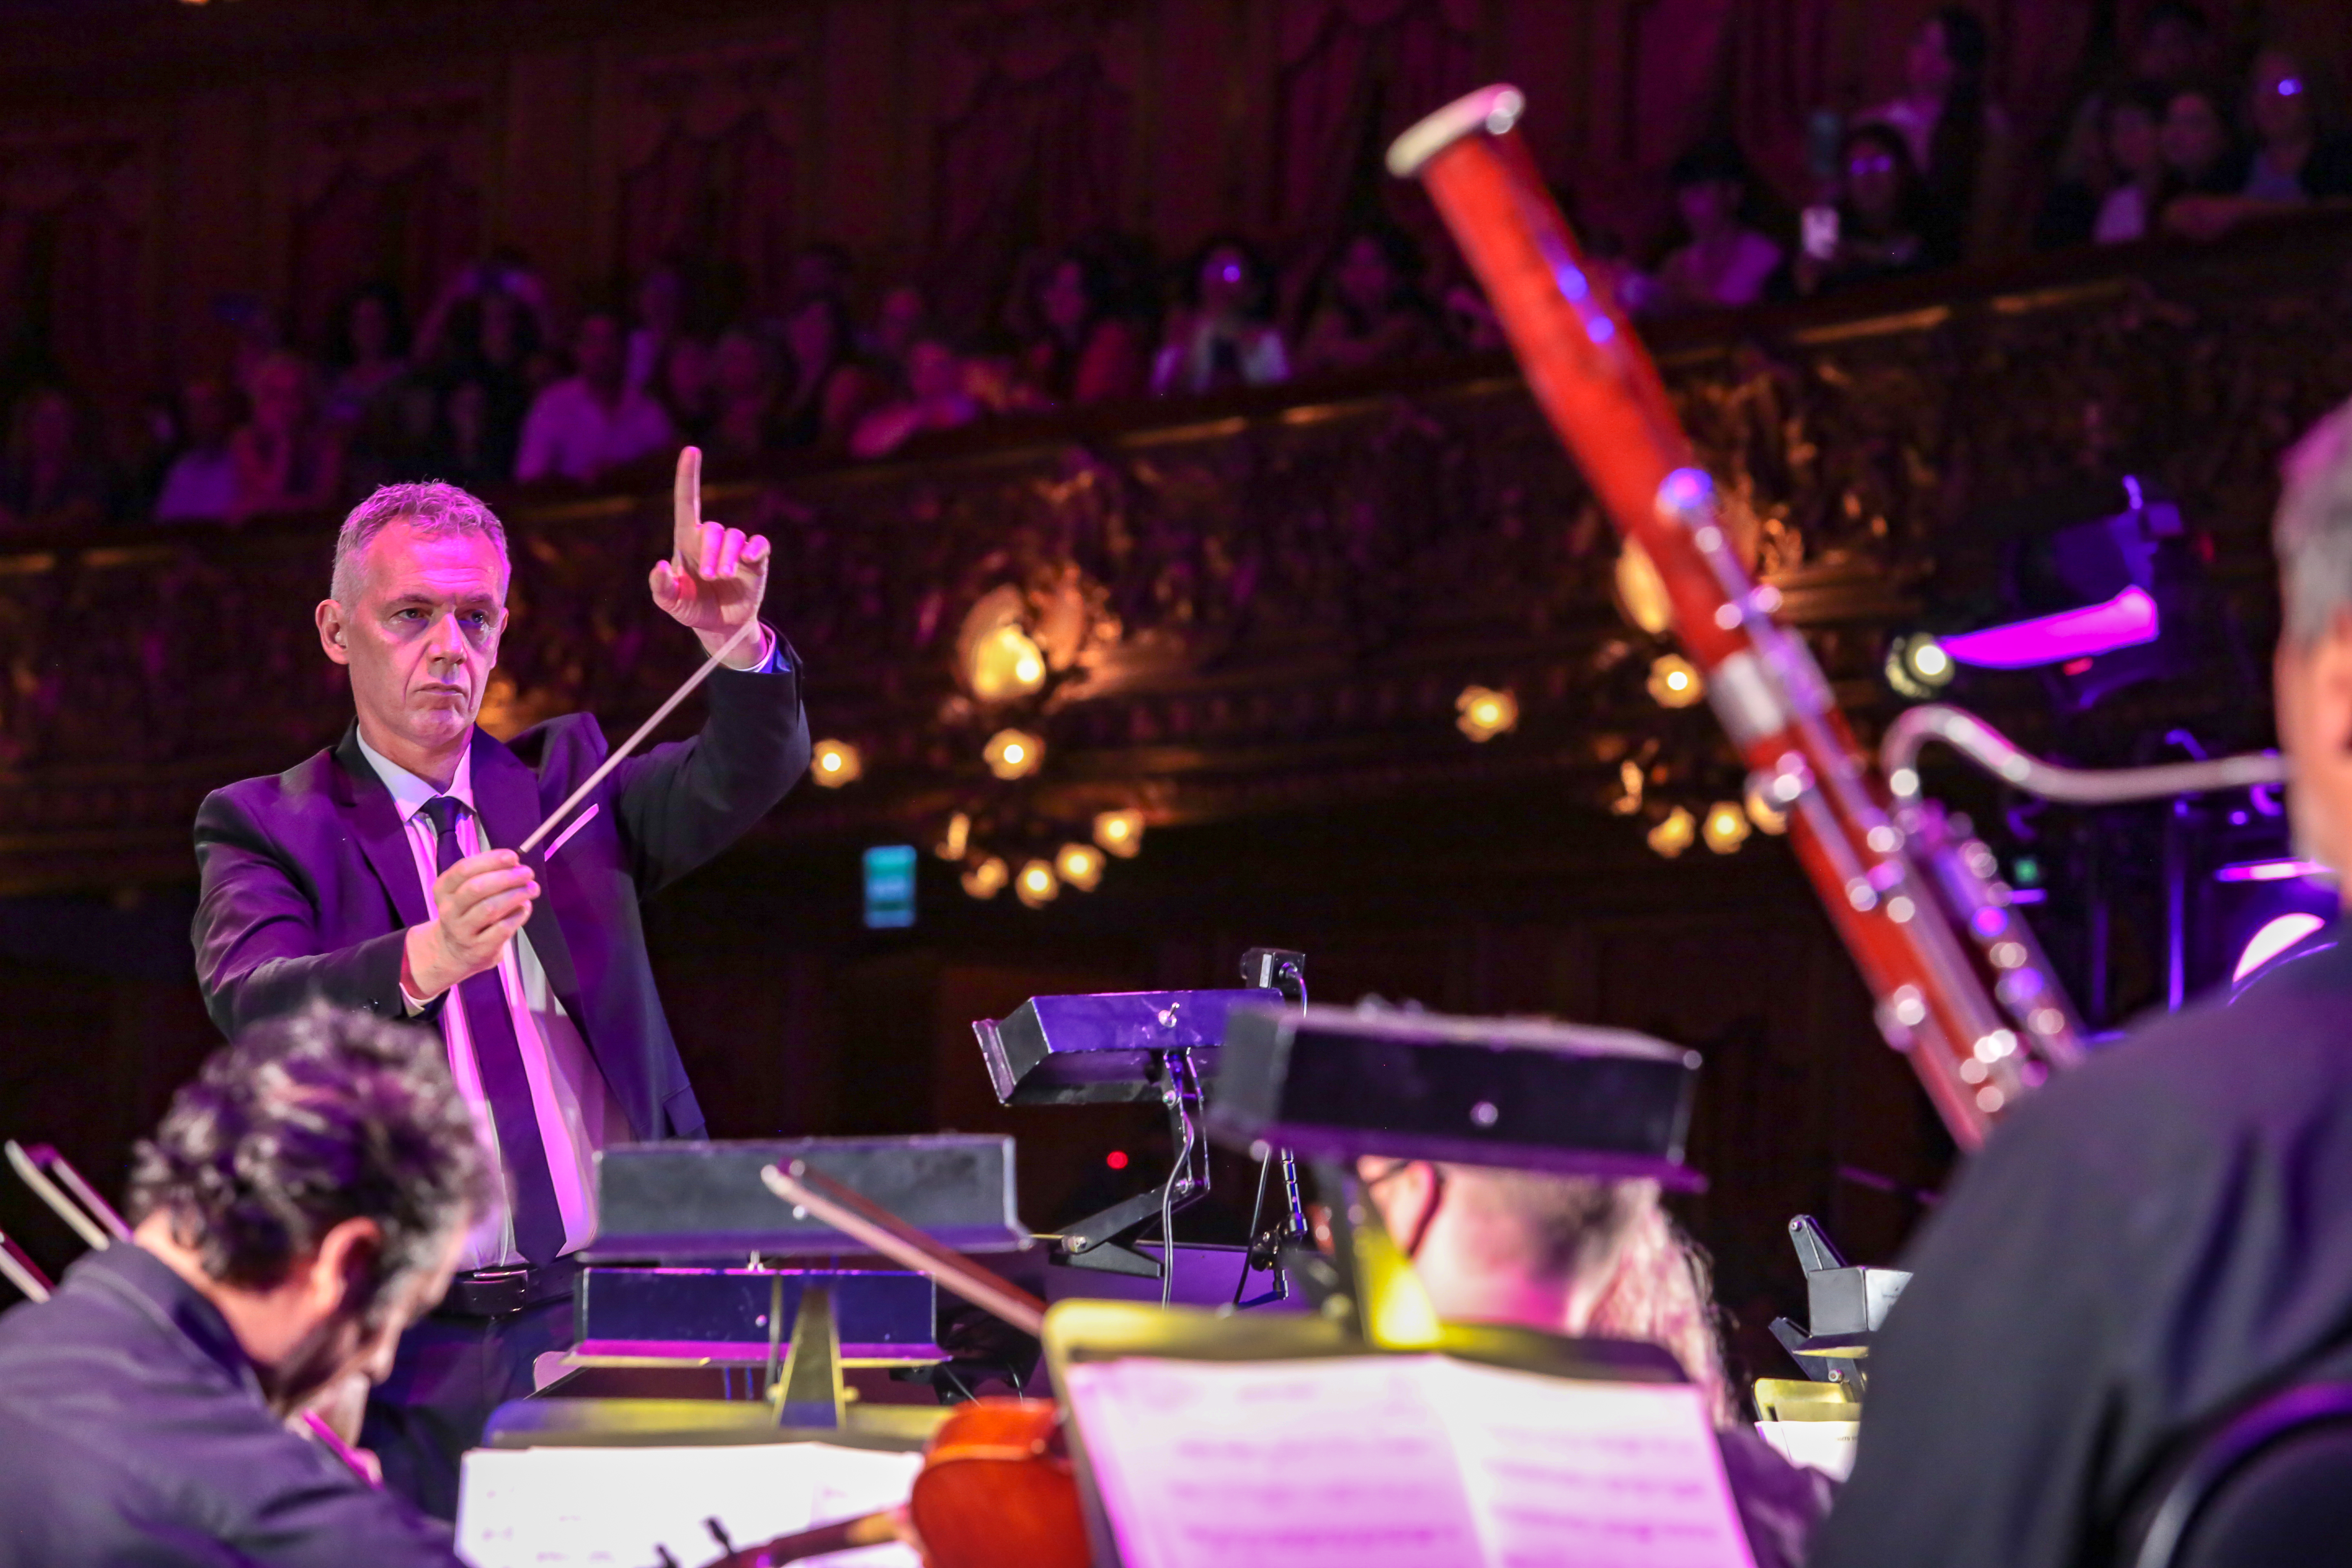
0;1;2341;534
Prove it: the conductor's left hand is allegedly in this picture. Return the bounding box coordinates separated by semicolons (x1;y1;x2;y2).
650;445;772;669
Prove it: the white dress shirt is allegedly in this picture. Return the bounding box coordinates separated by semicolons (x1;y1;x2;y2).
354;733;619;1270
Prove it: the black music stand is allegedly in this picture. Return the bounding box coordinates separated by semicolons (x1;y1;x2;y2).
971;948;1309;1286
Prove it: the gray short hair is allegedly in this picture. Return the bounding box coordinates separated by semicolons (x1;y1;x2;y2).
330;481;509;607
2276;399;2352;645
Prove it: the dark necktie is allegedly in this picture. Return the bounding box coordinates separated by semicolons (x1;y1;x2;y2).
419;794;565;1265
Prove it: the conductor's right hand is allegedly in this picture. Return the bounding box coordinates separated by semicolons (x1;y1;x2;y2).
402;850;537;1002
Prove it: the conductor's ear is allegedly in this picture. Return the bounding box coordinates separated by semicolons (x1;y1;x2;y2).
316;600;352;667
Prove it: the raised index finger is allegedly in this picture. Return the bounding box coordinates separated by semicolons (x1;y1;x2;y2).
672;445;704;566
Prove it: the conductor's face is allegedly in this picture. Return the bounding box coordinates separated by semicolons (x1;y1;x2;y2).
315;519;509;778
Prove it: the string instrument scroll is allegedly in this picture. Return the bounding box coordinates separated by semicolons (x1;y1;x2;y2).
1388;88;2088;1147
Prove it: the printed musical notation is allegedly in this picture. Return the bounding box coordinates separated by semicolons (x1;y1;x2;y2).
1061;1354;1755;1568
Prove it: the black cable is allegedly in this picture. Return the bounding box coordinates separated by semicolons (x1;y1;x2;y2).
1234;1146;1275;1305
1160;1119;1190;1310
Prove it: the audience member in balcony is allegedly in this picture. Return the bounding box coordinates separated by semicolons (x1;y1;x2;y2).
346;374;446;496
1152;235;1288;396
869;282;931;389
1296;224;1446;373
2091;82;2174;244
430;379;508;496
656;333;716;448
0;387;111;532
1862;7;2015;263
625;260;688;396
2154;81;2249;238
847;334;979;459
154;378;244;525
1792;124;1933;297
706;327;780;463
230;352;345;522
1020;246;1149;405
416;273;540;477
513;311;674;485
2167;50;2352;242
2041;2;2215;249
323;283;413;431
1640;144;1784;314
773;294;876;452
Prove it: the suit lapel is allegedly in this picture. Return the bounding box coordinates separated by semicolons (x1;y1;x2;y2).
332;726;434;931
468;728;585;1006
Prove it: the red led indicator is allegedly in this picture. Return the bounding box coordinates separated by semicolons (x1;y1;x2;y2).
1106;1150;1129;1170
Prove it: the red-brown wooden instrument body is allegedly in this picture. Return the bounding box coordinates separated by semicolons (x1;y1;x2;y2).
1390;88;2085;1147
718;1398;1088;1568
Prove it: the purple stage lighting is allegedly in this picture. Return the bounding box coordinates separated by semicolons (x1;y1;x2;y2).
1939;586;2159;671
2214;858;2330;883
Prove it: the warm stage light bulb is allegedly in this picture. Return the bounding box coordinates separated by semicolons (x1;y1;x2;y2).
961;856;1008;899
1016;858;1060;908
1455;685;1518;742
1648;654;1706;709
810;739;862;787
1703;800;1751;854
968;623;1049;701
1743;778;1788;835
983;728;1045;780
1093;808;1145;858
1056;842;1104;891
1648;806;1696;859
935;811;970;861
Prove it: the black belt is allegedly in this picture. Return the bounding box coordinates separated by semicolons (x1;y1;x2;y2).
439;1257;582;1319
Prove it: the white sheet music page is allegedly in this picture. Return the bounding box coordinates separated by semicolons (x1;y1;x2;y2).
454;1441;922;1568
1424;1358;1756;1568
1061;1354;1755;1568
1060;1355;1486;1568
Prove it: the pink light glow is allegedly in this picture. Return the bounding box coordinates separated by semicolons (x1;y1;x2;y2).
1940;587;2159;671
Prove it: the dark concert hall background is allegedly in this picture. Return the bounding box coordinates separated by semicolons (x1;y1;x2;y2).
0;0;2346;1388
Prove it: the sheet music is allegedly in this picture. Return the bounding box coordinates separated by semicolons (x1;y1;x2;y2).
455;1442;922;1568
1424;1358;1756;1568
1062;1355;1486;1568
1060;1354;1753;1568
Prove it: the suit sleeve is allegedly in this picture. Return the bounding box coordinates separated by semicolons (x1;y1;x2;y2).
192;789;413;1037
607;638;810;895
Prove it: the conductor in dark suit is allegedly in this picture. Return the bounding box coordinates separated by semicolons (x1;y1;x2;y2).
191;448;808;1516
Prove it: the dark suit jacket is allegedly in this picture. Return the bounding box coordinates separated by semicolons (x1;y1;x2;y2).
1812;924;2352;1568
191;657;808;1142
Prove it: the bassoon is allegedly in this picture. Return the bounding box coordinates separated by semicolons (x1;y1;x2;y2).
1388;87;2098;1147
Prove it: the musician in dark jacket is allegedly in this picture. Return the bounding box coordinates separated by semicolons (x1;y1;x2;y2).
0;1004;481;1568
1813;397;2352;1568
191;449;808;1515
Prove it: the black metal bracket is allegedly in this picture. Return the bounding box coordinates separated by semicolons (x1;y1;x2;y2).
1054;1045;1210;1278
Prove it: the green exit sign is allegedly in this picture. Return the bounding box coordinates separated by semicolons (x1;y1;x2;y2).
863;844;916;929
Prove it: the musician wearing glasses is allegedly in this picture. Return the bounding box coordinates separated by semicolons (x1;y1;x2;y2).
1356;1158;1833;1568
1813;398;2352;1567
190;450;807;1516
0;1004;479;1567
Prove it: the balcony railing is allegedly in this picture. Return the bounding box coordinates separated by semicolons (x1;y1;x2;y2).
3;214;2345;893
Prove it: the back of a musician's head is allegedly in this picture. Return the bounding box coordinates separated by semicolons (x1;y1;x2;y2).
2276;397;2352;646
127;1002;484;1322
1441;1167;1734;1424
